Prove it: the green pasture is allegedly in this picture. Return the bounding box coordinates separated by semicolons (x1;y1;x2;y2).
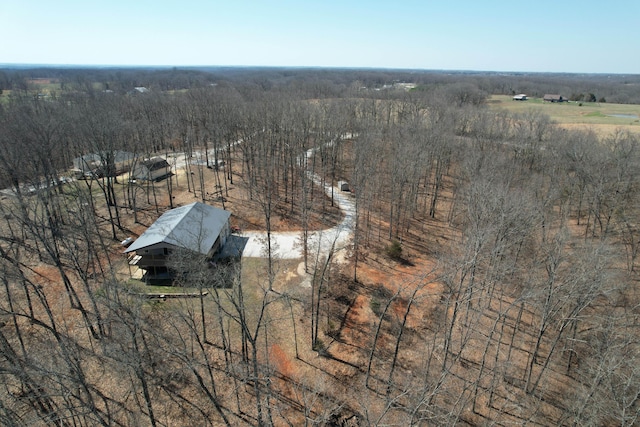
32;82;63;93
0;80;103;103
0;90;10;104
488;95;640;133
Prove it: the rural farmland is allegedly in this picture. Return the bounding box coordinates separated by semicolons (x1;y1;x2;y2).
489;94;640;135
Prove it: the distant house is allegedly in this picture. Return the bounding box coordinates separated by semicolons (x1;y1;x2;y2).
72;153;101;177
512;94;528;101
125;202;232;281
72;151;137;178
543;94;567;103
132;157;171;181
126;87;150;96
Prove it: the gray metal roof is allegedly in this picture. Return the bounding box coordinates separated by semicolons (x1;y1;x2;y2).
74;151;136;164
140;157;170;171
125;202;231;254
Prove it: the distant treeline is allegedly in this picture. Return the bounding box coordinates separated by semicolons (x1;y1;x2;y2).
1;66;640;103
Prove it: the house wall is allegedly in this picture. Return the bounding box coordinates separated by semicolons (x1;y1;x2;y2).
132;243;173;269
150;166;169;180
133;164;169;181
206;220;231;258
138;246;171;256
221;221;230;246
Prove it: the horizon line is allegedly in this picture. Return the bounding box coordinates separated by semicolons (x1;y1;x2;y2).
0;63;637;76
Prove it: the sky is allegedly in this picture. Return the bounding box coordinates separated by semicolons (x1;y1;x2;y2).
1;0;638;74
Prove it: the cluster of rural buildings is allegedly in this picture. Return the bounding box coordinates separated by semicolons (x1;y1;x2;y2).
512;94;568;102
72;151;237;284
72;152;171;181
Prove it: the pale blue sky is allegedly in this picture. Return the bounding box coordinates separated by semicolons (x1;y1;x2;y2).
1;0;638;73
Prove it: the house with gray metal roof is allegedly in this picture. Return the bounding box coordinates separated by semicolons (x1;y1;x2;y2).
72;151;137;178
132;157;171;181
125;202;231;280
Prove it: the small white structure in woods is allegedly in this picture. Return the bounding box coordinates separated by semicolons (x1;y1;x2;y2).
338;181;350;192
132;157;171;181
512;94;528;101
125;202;232;278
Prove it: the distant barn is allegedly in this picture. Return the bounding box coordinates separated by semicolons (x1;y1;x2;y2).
543;94;567;103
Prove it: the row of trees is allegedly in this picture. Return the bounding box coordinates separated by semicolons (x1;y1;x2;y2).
0;69;639;425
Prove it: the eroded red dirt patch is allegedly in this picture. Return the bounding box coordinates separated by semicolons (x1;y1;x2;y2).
270;343;295;378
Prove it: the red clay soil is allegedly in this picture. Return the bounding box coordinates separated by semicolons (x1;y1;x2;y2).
270;343;295;378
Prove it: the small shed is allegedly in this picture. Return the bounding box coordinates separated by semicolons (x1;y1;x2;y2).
338;181;350;192
512;94;528;101
133;157;171;181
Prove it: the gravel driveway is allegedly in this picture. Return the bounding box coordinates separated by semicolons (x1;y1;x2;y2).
242;144;355;260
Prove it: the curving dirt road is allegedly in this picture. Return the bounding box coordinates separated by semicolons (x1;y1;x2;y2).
241;145;355;260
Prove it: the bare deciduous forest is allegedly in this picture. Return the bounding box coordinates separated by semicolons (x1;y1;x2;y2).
1;67;640;426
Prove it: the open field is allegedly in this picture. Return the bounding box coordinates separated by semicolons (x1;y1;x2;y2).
488;94;640;136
